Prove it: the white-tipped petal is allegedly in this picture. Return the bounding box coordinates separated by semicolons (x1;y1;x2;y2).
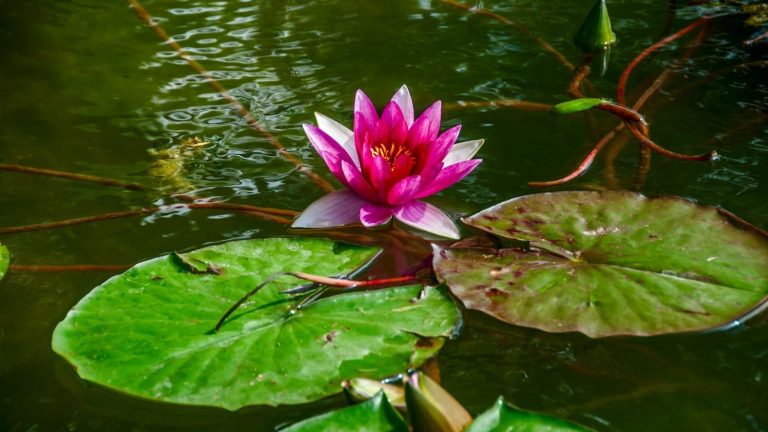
394;201;461;239
391;85;414;128
314;112;359;169
443;139;484;166
292;190;367;229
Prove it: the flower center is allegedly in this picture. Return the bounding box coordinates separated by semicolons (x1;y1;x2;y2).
370;143;415;170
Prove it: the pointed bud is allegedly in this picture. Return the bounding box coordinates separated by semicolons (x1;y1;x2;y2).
405;371;472;432
574;0;617;53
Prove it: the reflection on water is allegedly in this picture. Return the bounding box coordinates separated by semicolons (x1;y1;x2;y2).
1;0;767;430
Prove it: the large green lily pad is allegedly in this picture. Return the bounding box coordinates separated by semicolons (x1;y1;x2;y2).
53;238;460;410
282;392;408;432
0;243;8;281
467;397;591;432
436;191;768;337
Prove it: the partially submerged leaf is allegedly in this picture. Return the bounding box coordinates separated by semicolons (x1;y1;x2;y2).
552;98;605;115
437;191;768;337
52;238;460;410
466;397;591;432
0;243;8;281
282;392;408;432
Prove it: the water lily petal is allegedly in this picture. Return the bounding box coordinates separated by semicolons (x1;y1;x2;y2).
354;91;378;156
391;152;415;182
394;200;461;239
414;159;482;199
341;160;379;203
417;124;461;175
443;139;484;166
315;112;359;169
369;155;392;202
379;101;408;146
391;85;414;128
387;175;422;206
360;203;393;227
291;190;367;228
406;101;442;149
303;123;353;183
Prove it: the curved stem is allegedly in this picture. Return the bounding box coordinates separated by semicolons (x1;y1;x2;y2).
617;18;707;105
436;0;576;72
0;164;145;191
528;134;614;187
126;0;334;193
625;122;716;161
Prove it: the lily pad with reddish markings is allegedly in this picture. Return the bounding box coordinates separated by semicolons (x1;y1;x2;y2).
435;191;768;337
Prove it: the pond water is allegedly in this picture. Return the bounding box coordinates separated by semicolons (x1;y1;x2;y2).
1;0;767;430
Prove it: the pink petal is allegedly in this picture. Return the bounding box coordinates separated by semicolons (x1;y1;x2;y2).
414;159;482;199
315;112;359;169
369;155;392;202
360;203;393;227
391;85;414;128
303;123;353;183
355;89;379;126
378;101;408;146
386;175;422;206
391;152;415;182
291;190;368;228
354;111;371;158
443;139;484;166
340;160;379;203
416;124;461;175
394;200;461;239
406;101;442;149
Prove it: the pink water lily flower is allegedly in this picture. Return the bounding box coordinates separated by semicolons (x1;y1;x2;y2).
292;85;483;239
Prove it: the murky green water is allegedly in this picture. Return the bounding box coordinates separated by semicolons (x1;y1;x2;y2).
1;0;767;430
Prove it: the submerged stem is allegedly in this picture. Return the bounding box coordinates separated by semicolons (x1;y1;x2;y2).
126;0;334;193
0;163;146;191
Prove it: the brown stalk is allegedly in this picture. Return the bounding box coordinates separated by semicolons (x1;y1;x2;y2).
0;164;145;191
437;0;576;72
0;203;296;235
126;0;334;193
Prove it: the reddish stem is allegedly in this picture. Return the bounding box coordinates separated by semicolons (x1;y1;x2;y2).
625;123;716;161
617;18;707;105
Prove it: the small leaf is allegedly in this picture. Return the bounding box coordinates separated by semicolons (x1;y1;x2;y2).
0;243;9;281
440;191;768;337
170;251;223;275
553;98;605;114
406;371;473;432
282;392;408;432
467;397;591;432
574;0;617;53
52;238;460;410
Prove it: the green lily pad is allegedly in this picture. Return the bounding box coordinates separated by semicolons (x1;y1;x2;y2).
437;191;768;337
282;392;408;432
0;243;8;281
467;397;591;432
52;238;459;410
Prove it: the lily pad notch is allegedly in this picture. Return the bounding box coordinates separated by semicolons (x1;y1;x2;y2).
52;237;461;410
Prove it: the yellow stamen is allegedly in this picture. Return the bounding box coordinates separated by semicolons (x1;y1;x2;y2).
370;143;415;170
